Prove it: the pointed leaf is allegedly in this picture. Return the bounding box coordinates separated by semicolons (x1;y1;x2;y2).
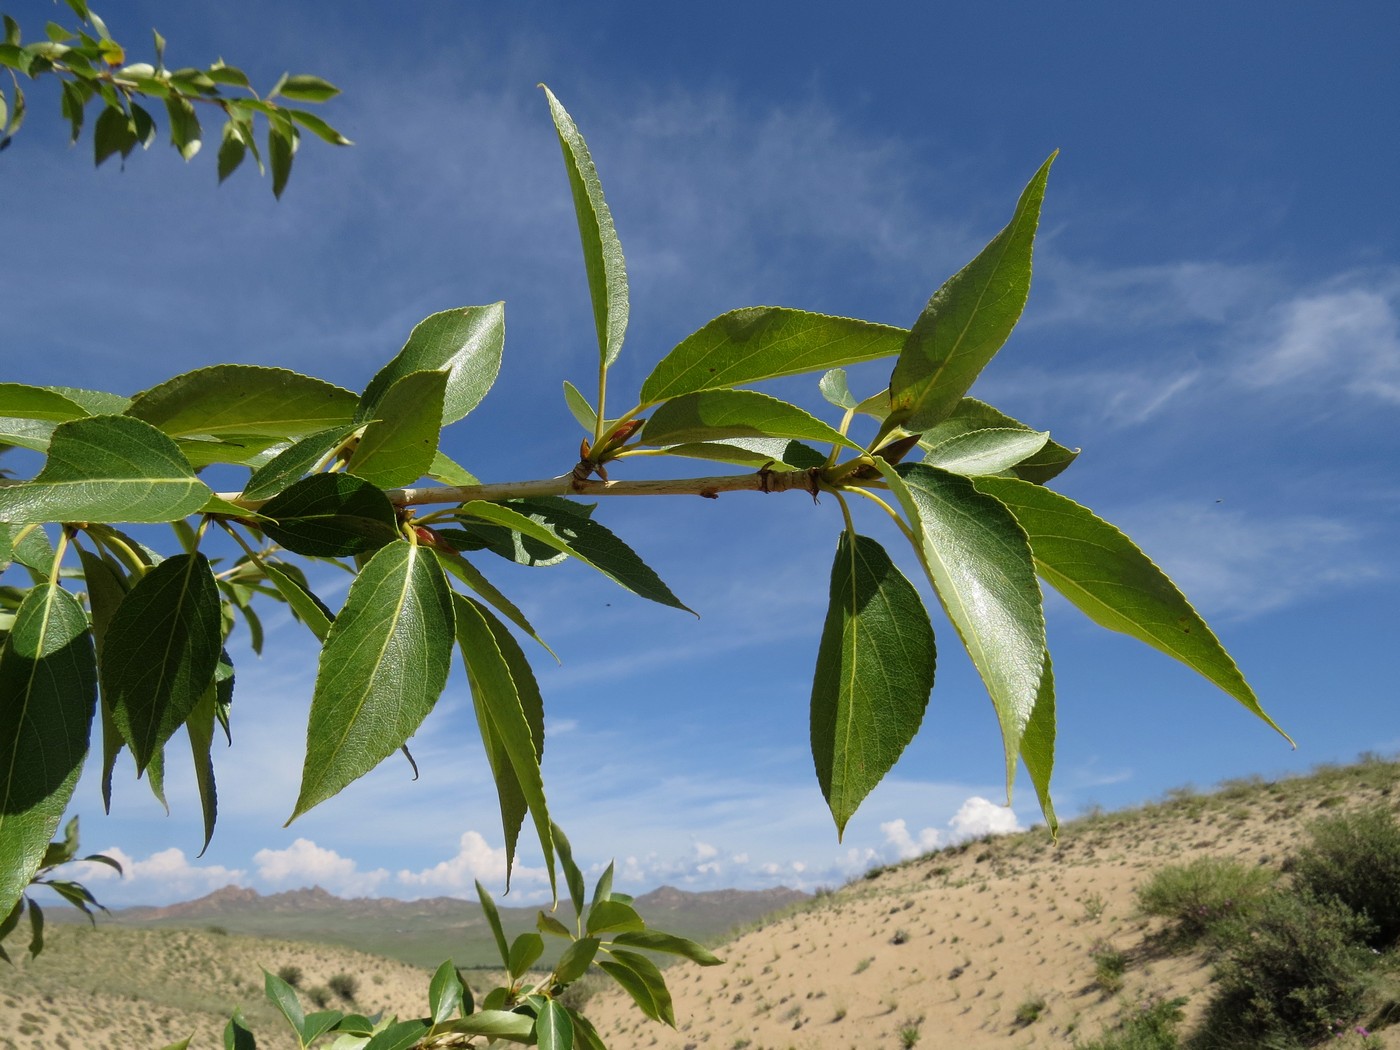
286;108;352;145
508;931;544;978
552;822;586;920
890;153;1056;430
555;936;599;984
971;475;1285;740
542;86;628;369
810;533;935;837
0;416;210;525
918;397;1078;483
458;500;690;613
428;451;478;485
257;561;333;641
428;958;464;1024
127;365;357;440
434;1011;535;1040
290;542;455;820
346;370;447;487
661;436;825;470
538;909;572;937
164;94;201;160
277;74;340;102
359;304;505;427
241;423;362;501
217;119;246;182
641;389;859;452
259;473;399;557
590;862;614;910
223;1010;255;1050
187;684;219;855
585;899;644;936
537;999;573;1050
921;427;1049;476
43;387;130;416
1021;654;1058;836
562;381;597;433
264;968;306;1037
599;949;674;1027
642;308;908;405
610;930;722;965
363;1020;431;1050
0;585;97;916
455;595;553;894
435;549;550;656
104;553;222;772
268;119;293;198
876;463;1046;792
475;879;511;969
76;547;129;812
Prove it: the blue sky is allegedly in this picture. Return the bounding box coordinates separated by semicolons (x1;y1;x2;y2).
3;1;1398;907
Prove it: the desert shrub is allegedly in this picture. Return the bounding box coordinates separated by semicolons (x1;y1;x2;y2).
1192;891;1376;1048
1137;856;1276;947
1074;995;1186;1050
1090;940;1127;994
306;985;331;1009
275;965;303;989
1290;805;1400;948
1014;993;1047;1026
327;972;359;1004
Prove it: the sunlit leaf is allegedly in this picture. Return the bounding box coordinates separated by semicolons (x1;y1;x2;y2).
127;365;357;440
346;369;447;487
641;389;860;452
240;423;361;501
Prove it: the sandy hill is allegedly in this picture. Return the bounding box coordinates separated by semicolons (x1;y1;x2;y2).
583;758;1400;1049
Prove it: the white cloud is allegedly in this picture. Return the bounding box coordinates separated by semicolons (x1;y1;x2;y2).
395;831;547;897
693;841;719;861
65;846;247;904
881;818;942;860
254;838;389;897
947;797;1023;840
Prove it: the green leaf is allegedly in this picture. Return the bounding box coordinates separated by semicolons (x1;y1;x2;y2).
0;585;97;917
257;561;333;642
0;382;90;453
641;389;860;452
277;74;340;102
590;861;614;910
610;930;722;965
217;119;247;183
585;899;645;936
889;153;1056;430
0;416;210;525
43;387;130;415
76;546;129;812
876;463;1046;793
434;548;550;656
971;475;1286;741
93;102;137;165
187;684;219;856
641;308;908;405
25;897;43;956
455;596;553;895
258;473;399;558
205;63;250;89
475;879;511;970
264;968;305;1037
434;1011;535;1040
562;381;597;433
537;999;573;1050
346;370;447;487
289;541;455;821
268;119;293;198
300;1012;342;1043
918;397;1078;484
1020;654;1058;836
104;553;222;773
286;108;352;146
541;86;629;370
552;822;586;920
164;94;201;160
428;959;463;1024
508;931;544;978
363;1020;430;1050
223;1009;255;1050
810;533;935;837
427;450;478;486
921;427;1050;477
240;423;361;501
538;909;572;937
661;436;825;470
570;1009;608;1050
598;949;674;1026
127;365;357;441
554;937;599;984
358;304;506;429
819;368;858;410
457;500;691;613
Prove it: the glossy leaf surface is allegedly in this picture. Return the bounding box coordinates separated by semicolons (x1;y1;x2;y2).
641;389;860;452
921;427;1050;476
918;397;1078;483
290;542;455;821
889;154;1055;430
126;365;356;439
810;533;935;837
641;308;907;405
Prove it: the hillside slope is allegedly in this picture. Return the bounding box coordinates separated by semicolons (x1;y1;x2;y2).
583;759;1400;1049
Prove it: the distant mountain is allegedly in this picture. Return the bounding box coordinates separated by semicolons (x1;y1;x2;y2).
82;882;809;970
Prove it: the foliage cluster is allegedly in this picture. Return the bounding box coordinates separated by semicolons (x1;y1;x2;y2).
1290;806;1400;950
0;5;1294;1047
1136;856;1277;948
1074;995;1188;1050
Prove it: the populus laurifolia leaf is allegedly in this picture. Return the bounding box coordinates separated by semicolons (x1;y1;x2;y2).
542;86;628;370
345;369;448;488
0;382;90;452
640;308;907;405
0;584;97;916
258;473;400;557
240;423;362;502
876;462;1046;793
972;475;1287;739
290;540;455;822
888;153;1056;431
918;397;1079;483
640;389;862;452
103;552;223;772
810;532;935;837
0;415;211;525
125;365;358;439
357;304;505;427
921;427;1050;477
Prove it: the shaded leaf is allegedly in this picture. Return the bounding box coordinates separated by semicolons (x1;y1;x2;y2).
0;416;210;525
164;93;200;160
553;822;586;920
555;937;599;984
428;958;463;1024
359;304;505;428
290;542;455;821
508;931;544;978
187;684;219;856
641;389;859;452
240;423;361;501
286;108;352;145
876;463;1045;793
277;74;340;102
810;533;935;837
268;119;293;198
537;999;573;1050
890;154;1056;430
257;561;333;641
641;308;907;405
0;585;97;916
611;930;722;965
599;949;674;1026
475;879;511;969
434;1010;535;1040
259;473;399;558
434;548;550;656
1020;654;1058;836
542;86;628;369
104;553;222;772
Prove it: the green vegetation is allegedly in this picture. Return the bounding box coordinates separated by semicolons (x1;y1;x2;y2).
1089;940;1127;995
1291;805;1400;949
1136;856;1277;947
1014;992;1047;1027
1075;995;1186;1050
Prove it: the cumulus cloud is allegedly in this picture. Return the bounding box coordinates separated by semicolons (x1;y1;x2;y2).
881;818;942;860
395;831;547;897
254;839;389;897
947;797;1023;840
66;846;247;904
